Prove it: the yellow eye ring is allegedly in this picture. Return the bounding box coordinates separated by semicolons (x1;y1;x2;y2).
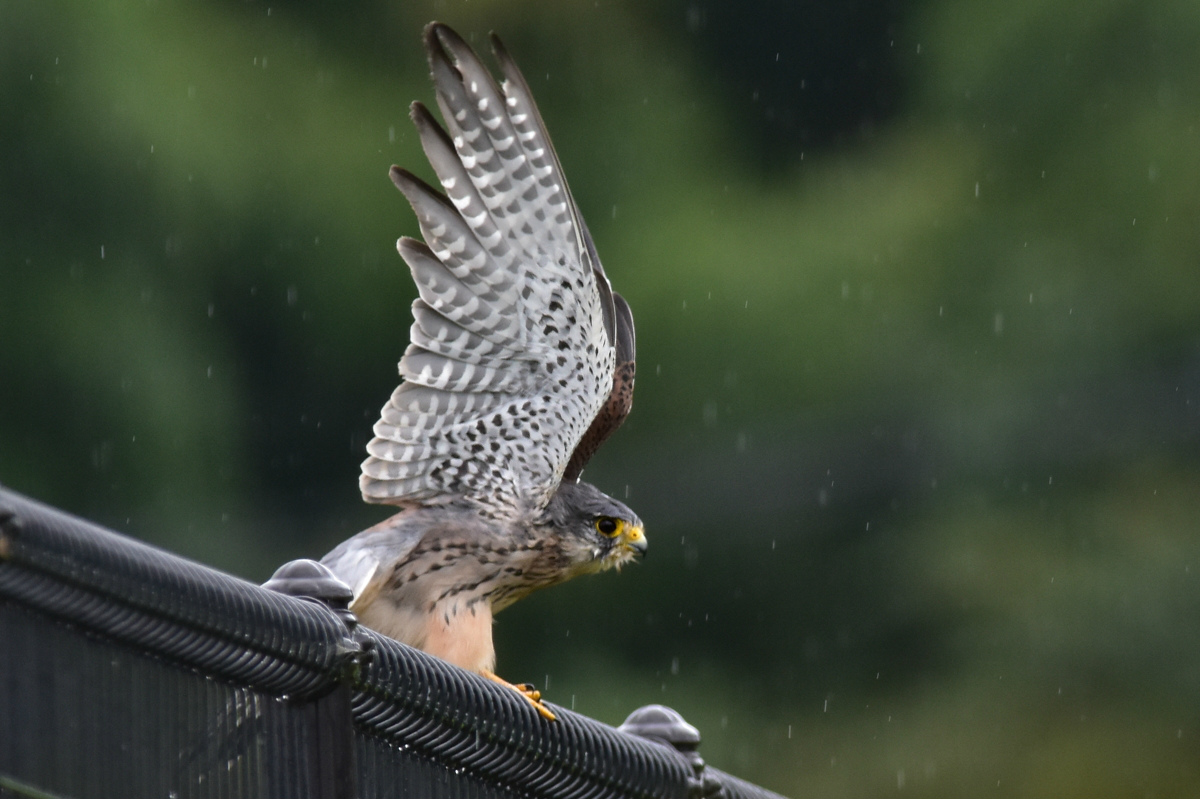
594;517;622;537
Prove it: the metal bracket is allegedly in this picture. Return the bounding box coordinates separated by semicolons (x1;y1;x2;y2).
619;704;726;798
262;559;375;664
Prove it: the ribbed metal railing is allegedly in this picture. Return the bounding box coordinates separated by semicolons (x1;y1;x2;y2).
0;486;787;799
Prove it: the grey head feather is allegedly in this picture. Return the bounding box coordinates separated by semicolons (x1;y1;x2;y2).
540;481;641;532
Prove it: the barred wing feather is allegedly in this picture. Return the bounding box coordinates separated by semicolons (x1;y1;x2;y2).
360;23;622;517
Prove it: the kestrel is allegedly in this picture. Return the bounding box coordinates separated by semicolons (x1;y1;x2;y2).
320;23;645;719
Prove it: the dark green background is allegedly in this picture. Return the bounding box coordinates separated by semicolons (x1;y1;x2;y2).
4;0;1200;795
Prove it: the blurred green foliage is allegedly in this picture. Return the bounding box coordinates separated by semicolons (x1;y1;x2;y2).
3;0;1200;795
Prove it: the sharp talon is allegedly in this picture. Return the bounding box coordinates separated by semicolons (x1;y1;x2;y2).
481;670;557;721
516;682;542;700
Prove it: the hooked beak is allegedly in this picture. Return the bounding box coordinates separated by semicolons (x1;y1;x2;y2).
621;524;648;559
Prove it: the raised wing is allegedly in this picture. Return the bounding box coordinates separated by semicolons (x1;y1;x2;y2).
360;23;630;517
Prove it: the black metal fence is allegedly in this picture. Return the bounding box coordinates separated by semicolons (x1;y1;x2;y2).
0;487;787;799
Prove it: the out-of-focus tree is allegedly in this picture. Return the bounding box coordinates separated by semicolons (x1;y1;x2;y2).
2;1;1199;796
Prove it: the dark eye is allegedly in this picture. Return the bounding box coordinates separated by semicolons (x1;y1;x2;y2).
595;517;620;536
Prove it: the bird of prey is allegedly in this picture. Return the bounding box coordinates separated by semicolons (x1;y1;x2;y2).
320;22;645;719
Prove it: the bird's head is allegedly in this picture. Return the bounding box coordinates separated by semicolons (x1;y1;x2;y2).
541;481;646;575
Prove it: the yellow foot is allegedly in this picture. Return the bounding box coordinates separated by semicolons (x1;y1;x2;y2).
480;670;557;721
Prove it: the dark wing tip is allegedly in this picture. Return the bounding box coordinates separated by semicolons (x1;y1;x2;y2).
397;235;437;267
423;21;454;58
409;100;455;151
488;31;514;72
389;165;458;223
426;21;463;49
388;165;419;193
485;26;541;128
427;22;490;79
424;23;472;101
